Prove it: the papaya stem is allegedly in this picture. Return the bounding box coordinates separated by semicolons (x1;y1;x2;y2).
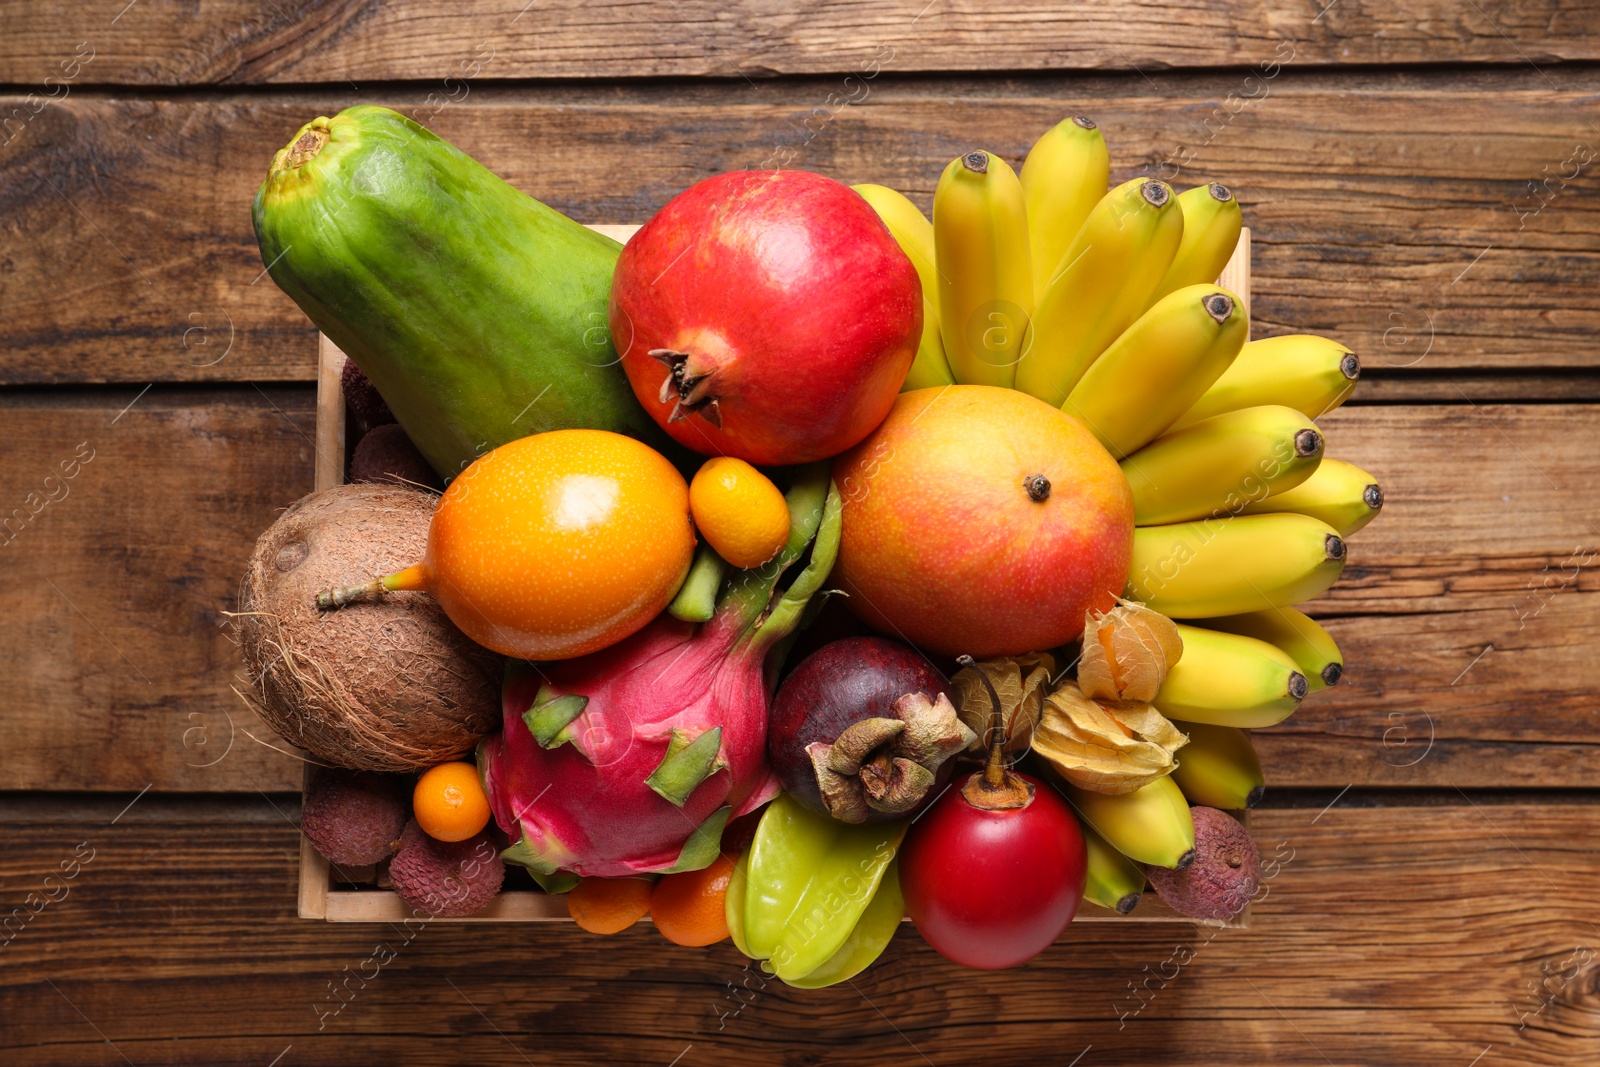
276;119;331;172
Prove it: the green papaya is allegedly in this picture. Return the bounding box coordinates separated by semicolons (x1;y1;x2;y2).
252;105;666;479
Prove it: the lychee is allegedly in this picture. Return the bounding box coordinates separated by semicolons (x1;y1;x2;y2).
301;769;408;866
341;357;395;433
1145;806;1260;921
348;423;441;490
388;822;504;917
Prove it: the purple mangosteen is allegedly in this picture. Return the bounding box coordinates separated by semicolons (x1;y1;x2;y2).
768;637;975;823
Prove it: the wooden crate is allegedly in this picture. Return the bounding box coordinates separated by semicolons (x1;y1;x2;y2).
299;224;1253;925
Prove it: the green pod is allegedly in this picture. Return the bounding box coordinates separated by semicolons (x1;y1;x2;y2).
253;106;667;479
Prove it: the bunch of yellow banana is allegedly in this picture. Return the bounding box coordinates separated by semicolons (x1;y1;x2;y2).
1169;721;1265;810
855;118;1383;910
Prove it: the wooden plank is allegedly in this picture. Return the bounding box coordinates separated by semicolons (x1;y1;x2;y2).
1219;227;1250;328
1;393;1597;793
1;0;1596;84
312;335;346;493
1;795;1595;1064
1353;373;1600;405
2;79;1596;385
297;763;328;921
1271;402;1600;788
0;389;315;793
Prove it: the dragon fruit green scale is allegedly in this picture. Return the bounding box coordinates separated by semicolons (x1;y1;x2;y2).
480;469;842;879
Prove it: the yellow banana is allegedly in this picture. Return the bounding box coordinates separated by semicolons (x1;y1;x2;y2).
1015;177;1185;406
1200;605;1343;691
853;183;956;390
1170;333;1360;431
1063;285;1246;459
1079;819;1145;914
1019;115;1110;302
1170;721;1265;809
1127;513;1348;618
1062;775;1195;870
1148;183;1242;306
1239;457;1384;537
1154;624;1307;728
932;150;1032;388
1121;404;1324;526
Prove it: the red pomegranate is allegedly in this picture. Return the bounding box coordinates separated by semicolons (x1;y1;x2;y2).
609;170;921;465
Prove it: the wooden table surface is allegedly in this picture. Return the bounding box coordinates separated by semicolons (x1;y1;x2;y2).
3;3;1598;1064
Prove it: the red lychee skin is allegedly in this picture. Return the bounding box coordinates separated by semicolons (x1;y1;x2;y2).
1146;806;1261;921
348;423;442;490
301;770;408;867
340;357;394;433
388;822;505;918
609;170;921;465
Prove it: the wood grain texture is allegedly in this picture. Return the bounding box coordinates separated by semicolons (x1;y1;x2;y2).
2;75;1597;384
1;394;1596;793
2;795;1596;1065
1271;402;1600;788
0;389;315;793
1;0;1597;85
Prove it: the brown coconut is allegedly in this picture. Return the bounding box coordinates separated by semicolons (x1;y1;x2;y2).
236;483;500;770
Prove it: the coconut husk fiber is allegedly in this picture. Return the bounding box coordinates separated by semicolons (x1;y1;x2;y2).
237;483;500;770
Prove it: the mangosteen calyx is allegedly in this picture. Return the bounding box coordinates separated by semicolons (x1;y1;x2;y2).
804;692;975;824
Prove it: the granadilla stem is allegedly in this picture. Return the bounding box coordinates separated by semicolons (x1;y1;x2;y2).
315;562;427;609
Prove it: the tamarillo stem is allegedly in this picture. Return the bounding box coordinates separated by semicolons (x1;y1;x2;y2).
956;654;1035;810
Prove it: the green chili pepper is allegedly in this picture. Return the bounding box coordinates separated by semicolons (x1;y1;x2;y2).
737;793;905;984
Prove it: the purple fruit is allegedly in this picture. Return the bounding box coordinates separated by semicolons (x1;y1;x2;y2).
1146;807;1261;921
768;637;973;823
389;821;504;917
301;769;408;866
341;357;395;433
349;423;442;490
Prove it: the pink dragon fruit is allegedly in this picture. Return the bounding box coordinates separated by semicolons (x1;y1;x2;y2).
479;467;841;879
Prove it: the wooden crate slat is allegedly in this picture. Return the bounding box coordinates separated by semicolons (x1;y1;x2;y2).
2;1;1595;85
